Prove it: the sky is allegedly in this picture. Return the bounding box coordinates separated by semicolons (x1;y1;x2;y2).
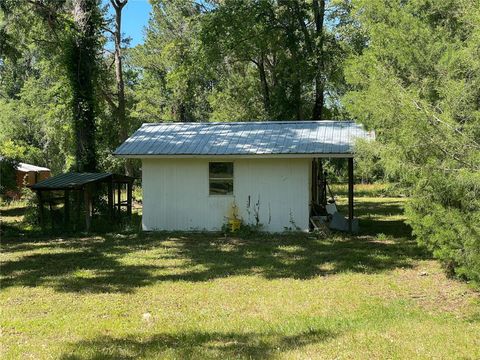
105;0;152;47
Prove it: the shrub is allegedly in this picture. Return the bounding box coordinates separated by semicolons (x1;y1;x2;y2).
0;156;18;198
405;171;480;284
22;187;40;226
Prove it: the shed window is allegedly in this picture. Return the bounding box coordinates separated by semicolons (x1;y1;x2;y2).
209;162;233;195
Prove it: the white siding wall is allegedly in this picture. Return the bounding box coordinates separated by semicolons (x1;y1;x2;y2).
142;158;310;232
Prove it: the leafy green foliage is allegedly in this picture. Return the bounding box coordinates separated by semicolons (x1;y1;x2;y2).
354;139;385;183
132;0;213;122
406;172;480;283
20;187;40;226
0;59;75;172
201;0;345;120
344;0;480;282
0;156;18;197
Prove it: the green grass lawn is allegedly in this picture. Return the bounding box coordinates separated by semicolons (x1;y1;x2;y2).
1;187;479;359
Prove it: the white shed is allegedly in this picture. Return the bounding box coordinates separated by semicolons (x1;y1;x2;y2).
114;121;374;232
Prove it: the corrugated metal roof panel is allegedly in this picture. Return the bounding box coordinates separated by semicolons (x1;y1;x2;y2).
31;172;112;190
17;163;50;172
114;121;375;157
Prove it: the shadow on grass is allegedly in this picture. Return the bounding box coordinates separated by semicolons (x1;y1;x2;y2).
336;198;412;238
1;196;428;293
60;329;335;360
0;206;27;217
0;231;428;294
0;234;160;293
154;233;426;282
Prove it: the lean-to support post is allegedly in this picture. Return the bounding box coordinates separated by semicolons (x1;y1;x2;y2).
319;159;325;206
311;159;317;206
49;198;54;230
74;190;80;231
107;179;114;219
117;182;121;215
84;186;91;232
348;157;354;233
127;181;133;217
64;190;70;227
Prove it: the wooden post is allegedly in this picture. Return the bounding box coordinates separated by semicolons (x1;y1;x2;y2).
64;190;70;227
311;159;317;207
348;157;354;233
127;181;132;217
84;186;91;231
75;190;81;231
49;197;54;230
107;179;113;219
37;190;45;231
117;182;121;215
319;159;325;205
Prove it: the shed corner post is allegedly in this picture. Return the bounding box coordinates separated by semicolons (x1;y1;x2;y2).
348;157;354;233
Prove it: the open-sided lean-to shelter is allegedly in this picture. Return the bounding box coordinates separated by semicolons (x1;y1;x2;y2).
114;121;374;232
31;172;135;231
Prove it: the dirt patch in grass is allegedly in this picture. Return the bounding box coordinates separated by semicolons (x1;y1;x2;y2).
393;261;480;319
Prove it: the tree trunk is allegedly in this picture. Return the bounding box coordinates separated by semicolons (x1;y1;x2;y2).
112;0;126;137
110;0;133;176
178;102;188;122
312;0;326;120
292;56;302;120
257;54;271;117
68;0;99;172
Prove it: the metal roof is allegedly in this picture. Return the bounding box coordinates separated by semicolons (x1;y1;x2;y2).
114;121;375;158
0;156;50;172
17;162;50;172
31;172;112;190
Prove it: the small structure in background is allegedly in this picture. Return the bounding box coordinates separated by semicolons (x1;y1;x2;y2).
0;156;51;199
31;172;135;231
16;162;51;187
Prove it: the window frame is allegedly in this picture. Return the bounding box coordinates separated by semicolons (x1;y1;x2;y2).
208;161;234;196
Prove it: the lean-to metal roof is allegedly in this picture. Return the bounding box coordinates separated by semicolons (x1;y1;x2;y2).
114;121;375;158
31;172;112;190
31;172;135;190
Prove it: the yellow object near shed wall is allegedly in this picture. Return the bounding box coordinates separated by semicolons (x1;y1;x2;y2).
141;158;310;232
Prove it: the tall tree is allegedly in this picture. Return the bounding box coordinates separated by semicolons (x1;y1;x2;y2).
132;0;211;122
0;1;76;172
110;0;127;137
312;0;326;120
66;0;101;172
107;0;134;175
344;0;480;282
201;0;345;121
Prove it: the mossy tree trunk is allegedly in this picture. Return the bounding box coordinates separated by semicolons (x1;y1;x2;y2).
66;0;100;172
